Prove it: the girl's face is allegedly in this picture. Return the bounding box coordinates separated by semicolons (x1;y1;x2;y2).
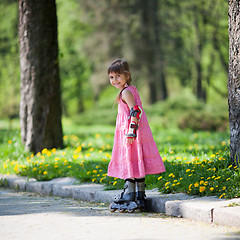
109;72;129;90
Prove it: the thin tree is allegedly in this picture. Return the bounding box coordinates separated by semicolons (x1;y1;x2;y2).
228;0;240;166
19;0;63;153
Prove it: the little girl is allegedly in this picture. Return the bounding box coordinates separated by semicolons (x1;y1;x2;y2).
107;59;165;212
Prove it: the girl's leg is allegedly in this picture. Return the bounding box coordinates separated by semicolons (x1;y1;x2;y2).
135;178;146;209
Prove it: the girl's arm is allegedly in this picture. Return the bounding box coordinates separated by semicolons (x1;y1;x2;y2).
122;89;139;144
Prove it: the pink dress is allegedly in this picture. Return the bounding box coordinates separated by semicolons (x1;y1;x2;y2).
108;85;165;179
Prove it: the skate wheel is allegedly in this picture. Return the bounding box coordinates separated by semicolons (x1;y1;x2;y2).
109;203;116;213
127;209;135;213
118;208;126;213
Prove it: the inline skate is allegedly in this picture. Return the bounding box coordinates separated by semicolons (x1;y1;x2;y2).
109;179;138;213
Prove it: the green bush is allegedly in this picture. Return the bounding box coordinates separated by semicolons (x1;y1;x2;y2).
178;109;228;131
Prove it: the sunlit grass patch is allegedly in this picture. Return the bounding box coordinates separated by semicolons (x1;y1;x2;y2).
0;127;239;199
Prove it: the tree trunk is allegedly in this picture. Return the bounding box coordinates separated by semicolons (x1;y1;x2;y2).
151;0;168;101
139;0;167;104
19;0;63;153
193;11;206;101
228;0;240;166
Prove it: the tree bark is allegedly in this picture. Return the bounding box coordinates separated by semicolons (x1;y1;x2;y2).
193;10;206;101
19;0;63;153
228;0;240;166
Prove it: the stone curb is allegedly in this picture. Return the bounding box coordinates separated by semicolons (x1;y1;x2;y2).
1;174;240;228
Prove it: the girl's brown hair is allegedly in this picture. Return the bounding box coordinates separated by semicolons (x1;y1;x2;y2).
108;59;132;103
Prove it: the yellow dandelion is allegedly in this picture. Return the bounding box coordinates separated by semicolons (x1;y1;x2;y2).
14;164;19;172
194;182;199;187
75;146;82;153
210;187;214;191
43;171;48;175
199;186;206;193
219;193;226;199
158;176;163;180
113;181;117;186
186;169;191;173
165;182;170;186
95;134;101;138
42;148;48;154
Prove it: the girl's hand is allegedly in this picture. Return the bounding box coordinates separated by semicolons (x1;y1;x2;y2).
127;137;135;144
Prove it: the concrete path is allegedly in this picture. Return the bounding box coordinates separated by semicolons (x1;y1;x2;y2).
1;188;240;240
1;175;240;228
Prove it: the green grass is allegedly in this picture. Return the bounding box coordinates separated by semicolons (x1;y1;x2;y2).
0;119;239;199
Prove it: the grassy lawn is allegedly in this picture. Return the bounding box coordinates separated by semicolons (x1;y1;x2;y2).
0;118;239;199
